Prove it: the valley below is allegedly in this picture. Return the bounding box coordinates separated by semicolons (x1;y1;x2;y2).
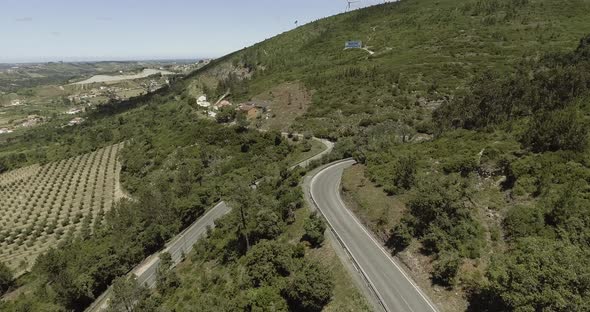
2;0;590;311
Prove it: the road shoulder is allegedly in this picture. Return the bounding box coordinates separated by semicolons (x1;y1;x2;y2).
303;161;384;312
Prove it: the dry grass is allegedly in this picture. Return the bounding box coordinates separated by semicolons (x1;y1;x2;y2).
253;82;312;132
341;164;469;312
0;143;125;273
341;164;407;241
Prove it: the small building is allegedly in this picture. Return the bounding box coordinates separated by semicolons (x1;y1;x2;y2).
0;128;13;134
66;108;83;115
238;104;260;120
68;117;85;126
214;100;232;111
197;95;211;108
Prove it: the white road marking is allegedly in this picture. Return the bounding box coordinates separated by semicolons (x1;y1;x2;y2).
311;160;439;312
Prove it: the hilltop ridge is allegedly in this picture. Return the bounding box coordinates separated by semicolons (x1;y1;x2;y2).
1;1;590;311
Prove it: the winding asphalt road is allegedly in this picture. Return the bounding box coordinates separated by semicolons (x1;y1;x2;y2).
309;160;439;312
88;138;437;311
279;132;334;170
86;137;331;311
290;137;334;170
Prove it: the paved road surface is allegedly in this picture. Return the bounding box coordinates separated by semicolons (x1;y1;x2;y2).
310;160;439;312
287;134;334;170
86;134;333;312
293;137;334;169
86;202;231;311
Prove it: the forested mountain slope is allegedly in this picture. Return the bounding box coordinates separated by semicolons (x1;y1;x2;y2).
1;0;590;311
182;0;590;310
200;0;590;138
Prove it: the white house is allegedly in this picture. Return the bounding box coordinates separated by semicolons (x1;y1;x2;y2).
68;117;85;126
197;95;211;108
66;108;83;115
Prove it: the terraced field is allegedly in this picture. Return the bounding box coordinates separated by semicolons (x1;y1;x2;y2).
0;142;125;272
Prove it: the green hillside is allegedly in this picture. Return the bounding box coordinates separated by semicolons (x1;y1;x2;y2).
184;0;590;311
201;0;590;137
1;0;590;311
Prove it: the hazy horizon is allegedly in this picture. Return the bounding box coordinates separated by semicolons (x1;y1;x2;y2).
0;56;206;65
2;0;392;63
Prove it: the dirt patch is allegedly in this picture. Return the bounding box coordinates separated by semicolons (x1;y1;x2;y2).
252;82;312;132
114;160;131;201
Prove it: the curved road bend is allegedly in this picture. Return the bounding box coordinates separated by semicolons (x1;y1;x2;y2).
87;137;333;312
310;160;439;312
278;132;334;170
290;137;334;170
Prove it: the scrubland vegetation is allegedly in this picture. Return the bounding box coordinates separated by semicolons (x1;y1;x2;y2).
2;0;590;311
199;0;590;139
186;0;590;310
345;35;590;311
0;81;347;311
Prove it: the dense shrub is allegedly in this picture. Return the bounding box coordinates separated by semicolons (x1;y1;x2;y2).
393;177;485;260
0;262;13;295
302;213;326;248
503;205;548;240
156;253;180;296
244;240;293;287
389;154;417;194
432;251;461;287
283;262;334;312
245;287;288;312
479;238;590;312
252;210;284;242
435;34;590;131
520;108;589;153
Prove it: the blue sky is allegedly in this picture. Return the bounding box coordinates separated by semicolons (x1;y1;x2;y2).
1;0;388;63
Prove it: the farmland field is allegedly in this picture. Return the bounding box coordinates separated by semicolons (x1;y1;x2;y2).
0;142;125;272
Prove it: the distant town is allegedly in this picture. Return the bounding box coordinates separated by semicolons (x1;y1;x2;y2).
0;60;211;134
